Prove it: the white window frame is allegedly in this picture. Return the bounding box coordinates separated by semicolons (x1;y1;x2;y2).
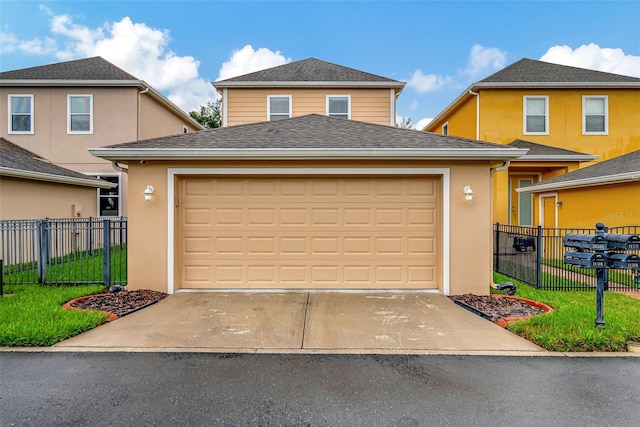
442;122;449;135
8;94;34;134
326;95;351;119
267;95;292;121
90;173;121;217
582;95;608;135
183;125;189;134
523;96;549;135
67;94;94;134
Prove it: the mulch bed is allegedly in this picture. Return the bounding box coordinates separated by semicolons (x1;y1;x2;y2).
70;289;168;318
449;294;546;322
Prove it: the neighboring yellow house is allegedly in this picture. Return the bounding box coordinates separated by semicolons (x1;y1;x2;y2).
424;58;640;227
517;150;640;229
213;58;406;127
0;57;203;218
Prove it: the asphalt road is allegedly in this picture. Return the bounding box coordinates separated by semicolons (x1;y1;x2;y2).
1;352;638;426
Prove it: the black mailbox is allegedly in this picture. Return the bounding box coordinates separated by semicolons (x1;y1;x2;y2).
604;233;640;251
563;251;608;268
607;253;640;269
563;233;607;251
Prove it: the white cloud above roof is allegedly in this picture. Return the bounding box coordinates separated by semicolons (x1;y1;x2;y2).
406;70;452;93
540;43;640;78
464;44;507;77
217;45;291;81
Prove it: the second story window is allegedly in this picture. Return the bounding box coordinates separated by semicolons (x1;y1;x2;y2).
327;95;350;119
583;96;608;135
442;122;449;135
523;96;548;135
68;94;93;134
268;95;291;121
8;94;34;134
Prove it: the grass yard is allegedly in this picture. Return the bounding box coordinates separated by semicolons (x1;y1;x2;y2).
0;284;108;346
495;273;640;352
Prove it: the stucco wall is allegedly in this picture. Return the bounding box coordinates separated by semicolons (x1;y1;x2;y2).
124;159;494;295
138;94;201;138
0;177;98;220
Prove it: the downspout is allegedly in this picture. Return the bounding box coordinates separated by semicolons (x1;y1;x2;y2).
138;86;150;139
111;162;128;173
469;89;480;140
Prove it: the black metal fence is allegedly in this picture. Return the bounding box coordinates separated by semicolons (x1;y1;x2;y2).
494;223;640;291
0;217;127;286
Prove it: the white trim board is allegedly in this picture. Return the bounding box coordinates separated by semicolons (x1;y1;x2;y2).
167;167;451;295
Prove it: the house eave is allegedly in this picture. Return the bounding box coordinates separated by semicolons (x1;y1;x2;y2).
0;167;117;188
89;147;528;162
512;154;599;162
213;81;406;90
516;171;640;193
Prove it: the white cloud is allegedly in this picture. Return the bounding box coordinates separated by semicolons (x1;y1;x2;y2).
0;31;57;55
217;45;290;81
464;44;507;77
406;70;452;93
540;43;640;77
415;117;433;131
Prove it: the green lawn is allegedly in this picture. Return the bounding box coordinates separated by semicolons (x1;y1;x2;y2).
494;273;640;352
0;284;108;346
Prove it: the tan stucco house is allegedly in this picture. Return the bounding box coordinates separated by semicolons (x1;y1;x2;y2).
90;114;527;295
0;137;114;220
0;57;203;219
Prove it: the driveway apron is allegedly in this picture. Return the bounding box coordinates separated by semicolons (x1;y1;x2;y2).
55;291;544;352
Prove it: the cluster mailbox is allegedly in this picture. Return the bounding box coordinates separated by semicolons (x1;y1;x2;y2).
562;223;640;328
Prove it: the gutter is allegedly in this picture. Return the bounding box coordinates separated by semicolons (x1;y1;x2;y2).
0;167;117;188
516;171;640;193
511;154;599;162
88;147;529;161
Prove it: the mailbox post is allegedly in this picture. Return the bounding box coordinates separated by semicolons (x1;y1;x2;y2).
563;222;640;329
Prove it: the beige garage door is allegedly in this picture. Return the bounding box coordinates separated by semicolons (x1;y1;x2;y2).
177;176;439;289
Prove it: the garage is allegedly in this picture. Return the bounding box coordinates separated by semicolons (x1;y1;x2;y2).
177;175;439;290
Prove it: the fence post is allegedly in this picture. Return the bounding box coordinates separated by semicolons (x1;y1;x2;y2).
494;223;500;272
37;220;46;283
103;219;111;286
536;225;543;289
0;259;4;296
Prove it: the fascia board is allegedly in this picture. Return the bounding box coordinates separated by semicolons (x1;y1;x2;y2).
89;147;529;161
516;172;640;193
512;154;600;162
473;81;640;89
213;81;407;89
0;167;117;188
0;79;145;87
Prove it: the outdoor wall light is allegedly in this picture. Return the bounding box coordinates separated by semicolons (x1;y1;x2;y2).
463;185;474;203
556;200;563;207
143;185;155;202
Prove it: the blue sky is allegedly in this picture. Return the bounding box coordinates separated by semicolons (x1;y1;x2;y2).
2;0;639;129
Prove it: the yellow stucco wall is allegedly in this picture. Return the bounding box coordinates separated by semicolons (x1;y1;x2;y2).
125;159;494;295
0;177;98;220
424;96;477;138
553;181;640;229
224;88;395;126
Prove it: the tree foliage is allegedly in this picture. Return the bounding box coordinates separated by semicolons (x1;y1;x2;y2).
396;117;414;129
190;100;221;129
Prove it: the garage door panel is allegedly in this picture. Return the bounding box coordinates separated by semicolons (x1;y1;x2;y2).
178;176;439;289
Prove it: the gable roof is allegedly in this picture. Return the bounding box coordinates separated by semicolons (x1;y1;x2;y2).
424;58;640;131
0;56;204;130
214;58;405;90
89;114;527;161
0;138;115;188
508;140;598;162
518;150;640;193
480;58;640;85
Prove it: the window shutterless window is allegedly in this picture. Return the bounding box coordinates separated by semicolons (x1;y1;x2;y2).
93;175;121;217
583;96;608;135
8;94;34;134
523;96;549;135
442;122;449;135
326;95;350;119
68;94;93;134
267;95;291;121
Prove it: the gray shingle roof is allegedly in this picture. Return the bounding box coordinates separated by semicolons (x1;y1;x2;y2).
0;138;110;187
523;150;640;189
102;114;508;150
480;58;640;84
0;57;139;81
215;58;403;85
508;139;596;159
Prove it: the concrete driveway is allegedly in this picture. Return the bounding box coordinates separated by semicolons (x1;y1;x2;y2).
55;291;544;353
